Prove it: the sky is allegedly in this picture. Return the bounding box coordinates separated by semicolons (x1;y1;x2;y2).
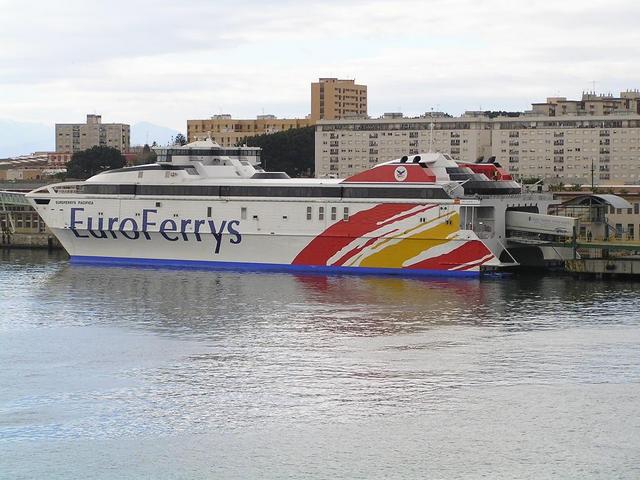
1;0;639;134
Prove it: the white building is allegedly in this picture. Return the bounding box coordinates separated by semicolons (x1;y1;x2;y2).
315;91;640;185
315;115;493;178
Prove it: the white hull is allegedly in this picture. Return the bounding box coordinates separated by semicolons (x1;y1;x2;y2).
36;196;500;277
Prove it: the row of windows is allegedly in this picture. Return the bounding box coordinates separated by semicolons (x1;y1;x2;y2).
306;206;349;221
154;148;261;158
79;184;451;199
234;206;350;222
0;213;44;232
319;121;640;134
319;122;479;132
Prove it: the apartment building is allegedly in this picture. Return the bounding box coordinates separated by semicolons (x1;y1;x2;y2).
491;114;640;184
315;114;492;178
47;152;72;167
56;114;130;153
310;78;367;121
316;91;640;184
532;90;640;117
187;114;313;147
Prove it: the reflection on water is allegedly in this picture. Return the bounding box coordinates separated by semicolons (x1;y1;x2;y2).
16;252;640;337
1;249;639;479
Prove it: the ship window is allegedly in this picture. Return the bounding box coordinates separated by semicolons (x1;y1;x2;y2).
138;185;220;196
319;207;324;221
93;184;449;199
224;186;341;198
341;187;449;199
241;207;247;220
343;207;349;221
156;202;162;207
138;171;143;179
207;207;212;217
331;207;337;221
306;206;312;220
80;184;135;195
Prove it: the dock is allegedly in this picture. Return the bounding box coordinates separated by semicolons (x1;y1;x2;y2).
549;239;640;278
565;257;640;278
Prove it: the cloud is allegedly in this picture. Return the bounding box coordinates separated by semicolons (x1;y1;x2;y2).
0;0;638;135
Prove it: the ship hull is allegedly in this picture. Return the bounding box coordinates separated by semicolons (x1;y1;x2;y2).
68;255;482;277
35;198;499;278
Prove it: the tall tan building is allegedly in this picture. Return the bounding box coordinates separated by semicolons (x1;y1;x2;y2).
55;114;130;153
315;90;640;185
310;78;367;121
187;114;313;147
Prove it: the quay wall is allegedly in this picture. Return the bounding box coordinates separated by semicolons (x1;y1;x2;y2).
565;258;640;277
0;232;62;250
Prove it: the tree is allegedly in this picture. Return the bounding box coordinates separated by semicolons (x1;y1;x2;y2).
521;177;542;185
132;144;157;165
482;111;522;119
238;126;314;177
66;146;126;179
174;133;187;146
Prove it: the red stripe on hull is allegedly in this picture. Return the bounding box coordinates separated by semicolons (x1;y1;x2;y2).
293;203;424;266
407;240;493;271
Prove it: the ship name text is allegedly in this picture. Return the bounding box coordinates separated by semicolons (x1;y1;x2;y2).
69;208;242;254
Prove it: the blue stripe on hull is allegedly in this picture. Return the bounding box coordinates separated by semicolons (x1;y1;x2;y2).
69;255;480;278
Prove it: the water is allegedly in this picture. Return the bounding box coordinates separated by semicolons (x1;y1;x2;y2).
1;249;639;479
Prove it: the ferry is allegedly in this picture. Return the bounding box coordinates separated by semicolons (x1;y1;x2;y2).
26;139;576;277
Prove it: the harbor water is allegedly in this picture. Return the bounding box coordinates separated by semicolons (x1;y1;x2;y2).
1;249;639;479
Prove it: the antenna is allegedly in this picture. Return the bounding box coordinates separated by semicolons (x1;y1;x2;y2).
428;108;434;153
